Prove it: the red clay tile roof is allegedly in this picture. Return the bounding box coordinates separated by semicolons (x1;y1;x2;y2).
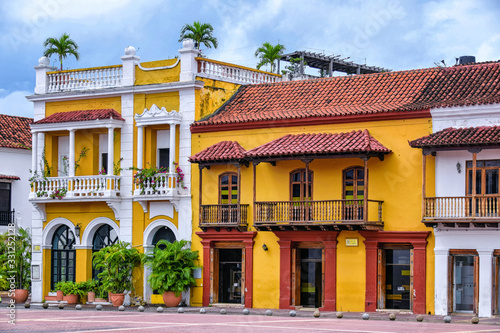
246;130;391;158
189;141;247;163
193;62;500;129
34;109;124;124
410;126;500;149
0;174;20;180
0;114;33;150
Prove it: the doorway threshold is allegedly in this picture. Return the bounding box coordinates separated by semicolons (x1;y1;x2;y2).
212;303;244;308
376;309;413;314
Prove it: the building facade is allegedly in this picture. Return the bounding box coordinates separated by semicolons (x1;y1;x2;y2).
27;40;277;303
0;114;33;233
410;71;500;317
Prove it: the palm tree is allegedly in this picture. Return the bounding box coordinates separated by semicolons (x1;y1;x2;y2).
178;21;218;51
255;42;286;73
43;33;80;70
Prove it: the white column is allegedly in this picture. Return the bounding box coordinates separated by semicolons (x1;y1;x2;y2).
34;56;54;94
434;248;449;315
68;129;76;177
169;123;176;166
121;46;140;86
478;249;493;317
107;127;114;174
178;39;199;82
31;132;38;174
137;125;144;169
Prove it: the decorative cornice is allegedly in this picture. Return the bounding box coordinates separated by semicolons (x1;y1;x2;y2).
137;59;180;71
135;104;182;126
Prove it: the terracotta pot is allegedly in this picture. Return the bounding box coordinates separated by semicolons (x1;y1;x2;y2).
64;294;79;304
56;290;63;301
162;291;182;307
87;291;96;303
13;289;29;303
109;292;125;306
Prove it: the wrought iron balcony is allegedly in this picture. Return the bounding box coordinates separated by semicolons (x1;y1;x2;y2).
0;210;15;226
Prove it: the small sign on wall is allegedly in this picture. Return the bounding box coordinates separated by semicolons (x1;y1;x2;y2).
33;244;41;252
346;238;359;247
32;265;41;280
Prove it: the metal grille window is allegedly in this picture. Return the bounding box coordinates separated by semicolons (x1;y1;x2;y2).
92;225;118;279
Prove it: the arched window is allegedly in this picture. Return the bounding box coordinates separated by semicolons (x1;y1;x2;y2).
343;166;365;220
219;172;238;204
152;226;176;250
92;225;118;279
51;225;76;289
290;169;313;201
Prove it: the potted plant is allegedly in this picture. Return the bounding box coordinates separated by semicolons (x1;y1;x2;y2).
83;279;99;303
142;240;200;307
92;241;141;306
55;281;86;304
0;228;31;303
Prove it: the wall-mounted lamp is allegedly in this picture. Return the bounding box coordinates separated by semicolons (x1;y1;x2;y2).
456;162;461;173
262;243;268;251
75;223;82;238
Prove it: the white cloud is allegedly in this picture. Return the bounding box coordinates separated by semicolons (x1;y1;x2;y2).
0;91;33;118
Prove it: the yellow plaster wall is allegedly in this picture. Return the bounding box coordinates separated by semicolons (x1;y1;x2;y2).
196;78;241;120
190;117;436;311
45;97;122;116
134;59;180;85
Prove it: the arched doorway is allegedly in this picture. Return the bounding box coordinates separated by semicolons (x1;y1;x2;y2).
51;225;76;290
152;226;176;248
92;224;119;279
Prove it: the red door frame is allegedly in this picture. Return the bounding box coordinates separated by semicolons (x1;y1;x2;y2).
274;231;339;311
359;231;430;314
196;229;257;307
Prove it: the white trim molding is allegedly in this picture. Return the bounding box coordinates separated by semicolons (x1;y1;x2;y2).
42;217;81;248
80;217;120;248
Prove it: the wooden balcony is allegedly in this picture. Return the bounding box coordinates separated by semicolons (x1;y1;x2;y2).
254;199;384;231
199;204;249;231
423;196;500;228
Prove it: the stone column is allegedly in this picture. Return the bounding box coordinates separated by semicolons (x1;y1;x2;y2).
179;39;199;82
478;249;493;317
34;56;53;94
434;248;449;315
68;129;76;177
121;46;140;86
107;127;114;174
277;240;293;309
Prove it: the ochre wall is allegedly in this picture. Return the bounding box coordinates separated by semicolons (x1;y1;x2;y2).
190;117;436;312
134;59;180;85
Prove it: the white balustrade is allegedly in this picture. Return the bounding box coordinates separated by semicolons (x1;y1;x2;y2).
47;66;123;92
197;59;281;85
30;175;121;199
134;172;179;196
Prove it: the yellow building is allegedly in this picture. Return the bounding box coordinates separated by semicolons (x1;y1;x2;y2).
188;67;457;313
27;40;279;304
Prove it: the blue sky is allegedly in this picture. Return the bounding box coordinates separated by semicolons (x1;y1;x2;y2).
1;0;499;118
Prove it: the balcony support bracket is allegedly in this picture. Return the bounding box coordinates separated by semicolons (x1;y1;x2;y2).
106;200;121;221
31;202;46;222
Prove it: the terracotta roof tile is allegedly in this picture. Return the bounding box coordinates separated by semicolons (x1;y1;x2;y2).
0;174;20;180
0;114;33;150
246;130;390;158
193;62;500;128
409;126;500;148
34;109;124;124
189;141;247;163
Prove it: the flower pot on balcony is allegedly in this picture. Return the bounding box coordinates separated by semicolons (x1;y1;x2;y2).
13;289;29;303
109;292;125;306
162;291;182;307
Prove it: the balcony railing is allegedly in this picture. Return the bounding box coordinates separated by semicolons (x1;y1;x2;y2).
197;58;281;85
254;199;383;230
0;210;15;226
30;175;121;200
47;65;123;92
423;196;500;220
200;204;249;229
133;173;179;196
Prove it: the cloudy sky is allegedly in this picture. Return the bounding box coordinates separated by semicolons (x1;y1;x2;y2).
1;0;499;118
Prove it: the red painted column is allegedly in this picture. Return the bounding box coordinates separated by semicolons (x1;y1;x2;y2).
364;238;379;312
243;239;254;308
412;240;427;314
321;240;337;311
277;240;293;309
200;240;212;307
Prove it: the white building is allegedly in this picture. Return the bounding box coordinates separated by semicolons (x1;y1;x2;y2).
0;114;33;233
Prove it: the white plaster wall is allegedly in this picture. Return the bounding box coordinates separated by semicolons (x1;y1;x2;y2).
0;147;32;232
434;229;500;317
435;149;500;197
432;104;500;132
